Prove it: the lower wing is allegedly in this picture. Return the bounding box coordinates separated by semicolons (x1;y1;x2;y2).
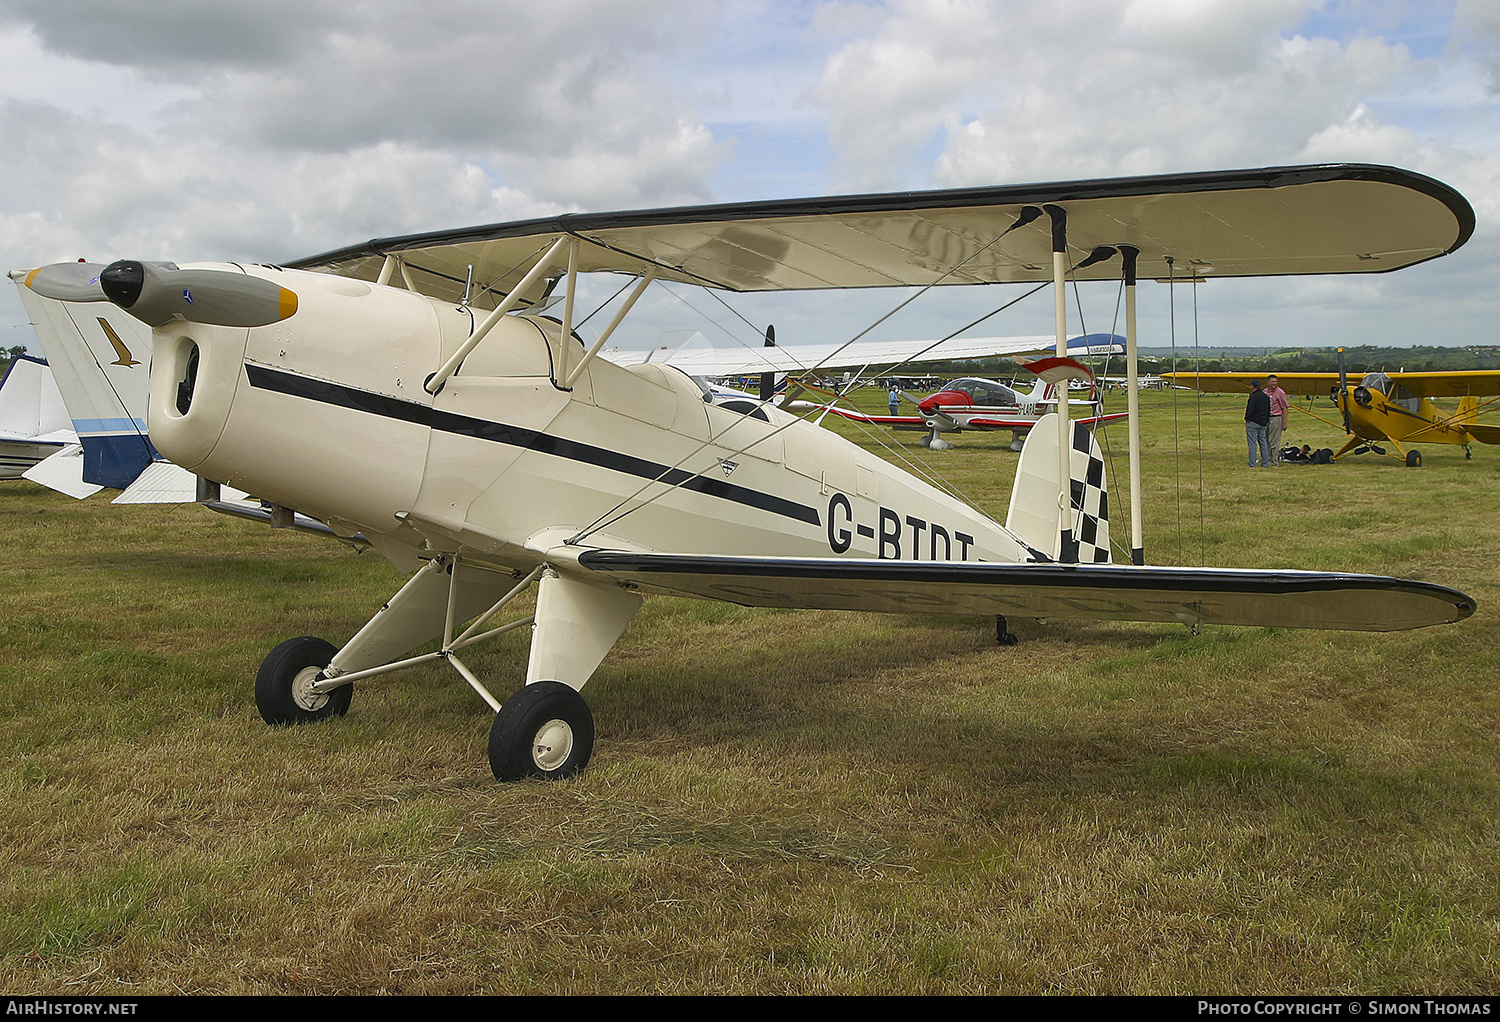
576;551;1473;632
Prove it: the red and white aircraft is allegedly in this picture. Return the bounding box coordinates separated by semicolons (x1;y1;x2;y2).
806;355;1128;450
15;164;1478;782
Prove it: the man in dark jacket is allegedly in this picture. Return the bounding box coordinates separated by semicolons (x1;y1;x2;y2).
1245;379;1271;468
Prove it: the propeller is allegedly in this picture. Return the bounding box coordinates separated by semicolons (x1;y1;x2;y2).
20;259;299;328
98;260;298;328
16;262;111;302
760;323;776;403
1337;345;1352;434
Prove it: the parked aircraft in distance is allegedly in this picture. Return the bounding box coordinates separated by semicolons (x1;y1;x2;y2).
1165;355;1500;465
0;354;73;478
803;356;1128;450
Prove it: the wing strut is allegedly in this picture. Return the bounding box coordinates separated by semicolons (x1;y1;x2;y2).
1046;205;1075;562
1120;244;1145;565
1063;241;1145;564
1035;222;1146;566
564;270;657;388
425;235;570;394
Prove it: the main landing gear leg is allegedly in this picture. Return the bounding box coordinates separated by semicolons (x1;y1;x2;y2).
488;569;642;782
995;615;1018;647
253;556;641;782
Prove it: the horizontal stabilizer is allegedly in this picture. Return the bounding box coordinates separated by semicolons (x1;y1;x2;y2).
21;443;102;499
112;461;249;504
576;551;1474;632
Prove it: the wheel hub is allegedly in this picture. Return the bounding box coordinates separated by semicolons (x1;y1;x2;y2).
291;666;331;712
531;718;574;772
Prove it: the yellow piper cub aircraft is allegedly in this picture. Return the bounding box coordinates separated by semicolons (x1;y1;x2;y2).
1164;361;1500;466
17;163;1479;782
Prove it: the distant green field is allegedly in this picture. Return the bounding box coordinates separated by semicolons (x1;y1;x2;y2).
1;389;1496;994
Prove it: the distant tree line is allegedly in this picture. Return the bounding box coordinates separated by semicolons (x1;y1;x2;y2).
0;345;29;377
922;345;1500;378
1133;345;1500;375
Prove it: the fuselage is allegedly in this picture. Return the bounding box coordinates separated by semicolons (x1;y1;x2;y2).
146;264;1035;574
1340;372;1475;446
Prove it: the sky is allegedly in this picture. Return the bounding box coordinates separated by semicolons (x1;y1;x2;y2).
1;0;1498;358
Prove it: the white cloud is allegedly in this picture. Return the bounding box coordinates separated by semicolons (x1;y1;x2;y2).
0;1;1496;356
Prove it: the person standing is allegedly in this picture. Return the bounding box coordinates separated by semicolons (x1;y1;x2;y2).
889;386;901;416
1245;379;1271;468
1265;374;1289;464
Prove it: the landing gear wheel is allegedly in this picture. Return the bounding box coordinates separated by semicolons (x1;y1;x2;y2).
1405;450;1422;467
255;636;351;725
489;681;594;782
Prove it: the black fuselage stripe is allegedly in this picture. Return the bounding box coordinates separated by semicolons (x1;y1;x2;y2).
243;364;820;526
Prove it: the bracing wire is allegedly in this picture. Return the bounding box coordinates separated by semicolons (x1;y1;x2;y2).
1192;274;1206;566
1168;259;1182;565
568;218;1056;542
573;276;639;331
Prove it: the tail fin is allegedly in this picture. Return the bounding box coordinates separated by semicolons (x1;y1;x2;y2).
1457;395;1479;429
1006;413;1111;563
0;355;71;439
13;280;157;488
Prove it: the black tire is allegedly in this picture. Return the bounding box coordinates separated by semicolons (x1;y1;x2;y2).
1406;450;1422;467
255;636;351;726
489;681;594;782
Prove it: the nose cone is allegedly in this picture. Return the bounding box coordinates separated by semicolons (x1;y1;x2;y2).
920;391;968;414
100;260;146;309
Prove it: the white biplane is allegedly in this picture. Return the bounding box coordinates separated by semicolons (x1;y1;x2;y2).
17;163;1478;782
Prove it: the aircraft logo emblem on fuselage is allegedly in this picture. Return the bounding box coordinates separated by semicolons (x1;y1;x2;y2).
96;318;140;367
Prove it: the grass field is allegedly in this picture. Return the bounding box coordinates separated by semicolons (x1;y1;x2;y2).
1;388;1497;994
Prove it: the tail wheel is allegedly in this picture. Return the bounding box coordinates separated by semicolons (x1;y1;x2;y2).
489;681;594;782
255;636;351;725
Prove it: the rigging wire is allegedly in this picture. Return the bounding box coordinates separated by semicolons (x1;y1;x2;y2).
1192;273;1206;566
573;276;639;331
568;223;1059;545
1168;258;1182;565
831;281;1051;398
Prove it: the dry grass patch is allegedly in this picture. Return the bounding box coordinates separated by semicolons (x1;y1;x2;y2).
1;389;1498;993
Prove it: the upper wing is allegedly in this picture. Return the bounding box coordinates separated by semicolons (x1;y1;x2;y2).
1162;372;1337;397
1166;370;1500;401
1385;371;1500;398
287;164;1473;309
608;333;1123;377
575;551;1474;632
